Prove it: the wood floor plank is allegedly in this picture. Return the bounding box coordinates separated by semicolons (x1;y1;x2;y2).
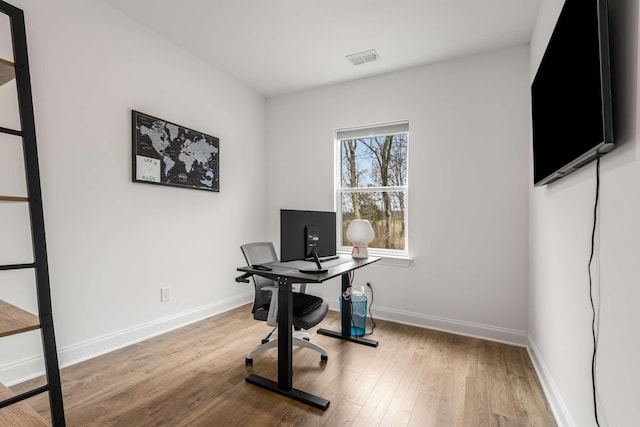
10;305;557;426
461;376;490;427
378;350;426;426
408;391;441;427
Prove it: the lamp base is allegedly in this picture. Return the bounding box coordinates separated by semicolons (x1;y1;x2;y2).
351;246;369;258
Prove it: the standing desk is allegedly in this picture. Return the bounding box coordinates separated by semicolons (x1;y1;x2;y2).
237;255;379;410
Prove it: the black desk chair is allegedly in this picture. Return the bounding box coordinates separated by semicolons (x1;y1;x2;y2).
240;242;329;366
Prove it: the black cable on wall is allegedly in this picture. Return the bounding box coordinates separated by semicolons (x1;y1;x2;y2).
588;157;601;426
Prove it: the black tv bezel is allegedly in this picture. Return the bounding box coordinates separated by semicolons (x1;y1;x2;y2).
280;209;337;262
531;0;614;187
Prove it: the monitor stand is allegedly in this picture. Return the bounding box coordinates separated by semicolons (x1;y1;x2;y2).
306;254;339;262
299;251;328;274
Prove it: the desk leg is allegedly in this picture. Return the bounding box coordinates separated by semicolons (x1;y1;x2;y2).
317;272;379;347
278;281;293;390
246;279;330;410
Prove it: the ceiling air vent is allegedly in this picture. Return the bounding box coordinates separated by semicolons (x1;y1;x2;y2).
346;49;380;66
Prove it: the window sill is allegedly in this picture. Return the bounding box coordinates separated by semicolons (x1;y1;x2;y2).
337;250;413;267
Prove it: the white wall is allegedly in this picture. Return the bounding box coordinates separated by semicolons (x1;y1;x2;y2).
529;0;640;426
0;0;265;383
266;46;531;344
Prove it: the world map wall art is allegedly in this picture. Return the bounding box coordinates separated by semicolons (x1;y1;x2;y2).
132;110;219;192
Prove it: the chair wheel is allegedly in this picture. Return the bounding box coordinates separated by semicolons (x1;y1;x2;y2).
321;354;328;362
246;358;253;366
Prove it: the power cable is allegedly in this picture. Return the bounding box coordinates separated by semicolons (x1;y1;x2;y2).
588;157;601;427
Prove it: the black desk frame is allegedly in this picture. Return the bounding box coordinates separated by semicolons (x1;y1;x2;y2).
237;256;379;410
316;271;379;348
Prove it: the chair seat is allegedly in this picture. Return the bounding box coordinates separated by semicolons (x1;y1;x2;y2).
255;300;328;330
293;301;329;330
292;293;323;315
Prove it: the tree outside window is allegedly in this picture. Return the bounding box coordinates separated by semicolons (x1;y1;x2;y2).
337;124;408;254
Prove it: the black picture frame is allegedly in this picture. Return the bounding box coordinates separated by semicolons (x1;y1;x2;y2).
132;110;219;192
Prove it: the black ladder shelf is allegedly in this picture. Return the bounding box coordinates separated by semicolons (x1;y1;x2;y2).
0;1;65;425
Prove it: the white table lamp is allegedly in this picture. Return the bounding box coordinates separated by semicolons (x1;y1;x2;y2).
346;219;375;258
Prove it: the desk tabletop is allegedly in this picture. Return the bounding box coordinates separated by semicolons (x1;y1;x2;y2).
237;254;380;283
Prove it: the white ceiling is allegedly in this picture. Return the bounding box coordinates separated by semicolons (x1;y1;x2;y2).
104;0;542;98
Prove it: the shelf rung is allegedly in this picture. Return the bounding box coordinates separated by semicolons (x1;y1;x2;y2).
0;299;40;338
0;263;35;271
0;384;49;408
0;126;22;136
0;196;29;202
0;382;49;426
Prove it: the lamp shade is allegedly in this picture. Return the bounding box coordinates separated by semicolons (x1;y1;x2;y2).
346;219;375;258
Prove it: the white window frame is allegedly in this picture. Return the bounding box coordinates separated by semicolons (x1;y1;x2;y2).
335;121;409;260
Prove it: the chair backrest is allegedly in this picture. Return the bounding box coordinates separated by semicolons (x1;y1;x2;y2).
240;242;279;315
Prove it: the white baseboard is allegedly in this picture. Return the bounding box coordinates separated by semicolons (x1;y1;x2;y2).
326;302;528;346
0;292;253;386
527;334;574;427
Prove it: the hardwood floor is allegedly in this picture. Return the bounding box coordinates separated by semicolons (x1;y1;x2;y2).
12;305;556;426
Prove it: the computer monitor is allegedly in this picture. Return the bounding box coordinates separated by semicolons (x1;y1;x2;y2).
280;209;337;262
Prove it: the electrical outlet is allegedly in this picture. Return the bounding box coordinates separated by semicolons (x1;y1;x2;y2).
160;287;170;302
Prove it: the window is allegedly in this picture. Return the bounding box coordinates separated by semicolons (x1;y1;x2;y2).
336;122;408;256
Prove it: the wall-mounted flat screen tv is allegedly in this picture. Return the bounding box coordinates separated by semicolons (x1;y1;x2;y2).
531;0;614;186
